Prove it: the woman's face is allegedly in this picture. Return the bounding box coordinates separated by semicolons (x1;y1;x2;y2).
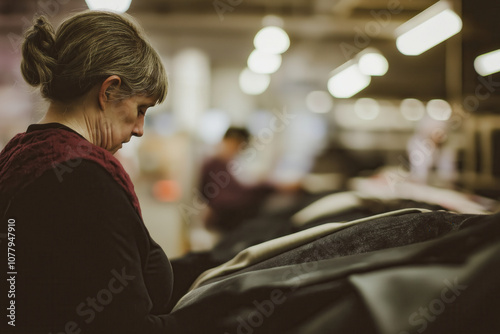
101;94;156;154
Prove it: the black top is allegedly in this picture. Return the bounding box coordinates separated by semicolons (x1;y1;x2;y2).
1;124;178;333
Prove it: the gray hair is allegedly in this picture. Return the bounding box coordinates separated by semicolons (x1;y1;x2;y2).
21;10;167;104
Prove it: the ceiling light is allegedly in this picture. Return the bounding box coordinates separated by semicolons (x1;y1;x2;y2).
401;98;425;121
396;1;462;56
85;0;132;12
474;49;500;76
254;26;290;55
306;91;334;114
327;62;371;99
358;49;389;76
426;99;452;121
239;68;271;95
247;50;282;74
354;98;380;120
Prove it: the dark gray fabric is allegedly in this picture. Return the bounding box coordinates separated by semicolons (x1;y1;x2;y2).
211;195;449;263
170;212;500;334
204;211;476;286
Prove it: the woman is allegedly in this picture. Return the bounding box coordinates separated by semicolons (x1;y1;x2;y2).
0;11;180;333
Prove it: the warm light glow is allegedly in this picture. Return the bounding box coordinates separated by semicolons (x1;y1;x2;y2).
247;50;282;74
401;98;425;121
239;68;271;95
358;52;389;76
153;180;181;202
85;0;132;12
254;26;290;55
396;2;462;56
354;98;380;120
327;63;371;98
474;49;500;76
306;91;334;114
427;99;452;121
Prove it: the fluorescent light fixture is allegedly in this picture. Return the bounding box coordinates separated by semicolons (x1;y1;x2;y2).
427;99;452;121
401;98;425;121
85;0;132;12
474;49;500;76
327;62;371;98
239;68;271;95
354;98;380;120
396;1;462;56
247;50;282;74
306;91;333;113
358;49;389;76
254;26;290;55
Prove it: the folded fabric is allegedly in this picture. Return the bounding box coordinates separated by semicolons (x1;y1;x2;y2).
203;210;475;286
350;175;495;214
169;212;499;334
291;191;362;227
188;208;429;291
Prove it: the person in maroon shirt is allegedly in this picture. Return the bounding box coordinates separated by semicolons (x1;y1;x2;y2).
0;10;185;334
199;127;276;232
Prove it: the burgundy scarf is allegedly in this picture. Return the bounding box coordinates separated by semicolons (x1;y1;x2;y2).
0;127;141;217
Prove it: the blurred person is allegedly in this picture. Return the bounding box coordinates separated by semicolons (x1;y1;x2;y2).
407;115;456;186
199;127;297;232
0;11;187;333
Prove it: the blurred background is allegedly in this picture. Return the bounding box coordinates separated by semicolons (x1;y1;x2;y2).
1;0;500;258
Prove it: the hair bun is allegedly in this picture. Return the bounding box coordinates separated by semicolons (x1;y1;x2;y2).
21;16;57;91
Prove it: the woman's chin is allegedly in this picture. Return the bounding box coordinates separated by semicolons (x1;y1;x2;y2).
110;144;122;154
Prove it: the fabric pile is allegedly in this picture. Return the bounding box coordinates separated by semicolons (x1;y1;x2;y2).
169;189;500;334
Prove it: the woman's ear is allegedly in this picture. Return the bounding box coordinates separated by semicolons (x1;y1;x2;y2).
98;75;122;111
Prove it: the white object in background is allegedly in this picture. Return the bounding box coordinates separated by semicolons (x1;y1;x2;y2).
426;99;452;121
85;0;132;12
197;109;231;144
239;68;271;95
327;62;371;98
354;98;380;120
254;26;290;55
358;50;389;76
396;1;462;56
401;98;425;121
247;50;282;74
171;49;211;132
474;49;500;76
306;91;333;114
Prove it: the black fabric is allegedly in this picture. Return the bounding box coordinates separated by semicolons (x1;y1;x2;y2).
211;194;450;263
169;212;500;334
0;159;179;333
209;211;475;283
166;251;224;313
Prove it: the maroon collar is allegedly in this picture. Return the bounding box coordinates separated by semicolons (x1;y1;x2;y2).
0;125;141;217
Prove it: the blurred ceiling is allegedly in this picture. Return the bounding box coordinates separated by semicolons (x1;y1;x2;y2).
1;0;500;109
